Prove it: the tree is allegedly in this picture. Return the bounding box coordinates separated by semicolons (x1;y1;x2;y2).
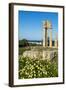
19;39;29;47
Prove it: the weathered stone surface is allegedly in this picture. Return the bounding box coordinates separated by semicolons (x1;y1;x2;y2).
43;51;55;60
23;50;57;60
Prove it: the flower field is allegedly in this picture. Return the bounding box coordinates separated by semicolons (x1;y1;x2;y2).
19;55;58;79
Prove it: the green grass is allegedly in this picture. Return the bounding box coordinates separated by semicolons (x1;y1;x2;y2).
19;55;58;79
19;46;58;55
19;47;31;55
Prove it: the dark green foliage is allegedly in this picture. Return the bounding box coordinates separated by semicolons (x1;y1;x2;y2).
19;55;58;79
19;39;29;47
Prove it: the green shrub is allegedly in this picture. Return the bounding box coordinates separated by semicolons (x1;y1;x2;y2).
19;56;58;79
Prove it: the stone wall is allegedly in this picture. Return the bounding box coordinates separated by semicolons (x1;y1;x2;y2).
23;50;57;60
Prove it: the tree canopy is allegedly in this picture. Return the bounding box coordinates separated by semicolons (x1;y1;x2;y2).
19;39;29;47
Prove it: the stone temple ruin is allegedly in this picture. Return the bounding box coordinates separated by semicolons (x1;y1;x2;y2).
23;20;58;60
42;20;58;48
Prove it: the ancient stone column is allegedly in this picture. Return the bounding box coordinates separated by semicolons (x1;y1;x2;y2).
55;33;58;48
55;40;57;48
42;20;52;47
43;28;45;47
45;28;48;47
50;29;52;47
43;28;48;47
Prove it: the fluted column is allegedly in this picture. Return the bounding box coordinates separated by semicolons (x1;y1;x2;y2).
50;29;52;47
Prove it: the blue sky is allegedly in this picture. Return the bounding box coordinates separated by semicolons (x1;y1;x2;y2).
18;11;58;40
